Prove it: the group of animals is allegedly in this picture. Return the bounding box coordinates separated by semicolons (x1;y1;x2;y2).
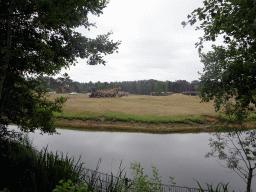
89;87;129;98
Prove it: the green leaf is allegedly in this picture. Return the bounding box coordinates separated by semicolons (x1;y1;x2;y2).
0;0;121;134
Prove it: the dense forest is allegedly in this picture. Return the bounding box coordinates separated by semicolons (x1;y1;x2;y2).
35;76;200;95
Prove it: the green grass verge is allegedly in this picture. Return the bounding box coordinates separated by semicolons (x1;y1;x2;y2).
213;111;256;122
53;112;206;123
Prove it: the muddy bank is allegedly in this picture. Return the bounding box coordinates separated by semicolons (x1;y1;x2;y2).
55;115;217;134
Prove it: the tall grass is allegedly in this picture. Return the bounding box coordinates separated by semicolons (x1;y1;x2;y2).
29;146;85;191
82;160;130;192
0;129;86;192
193;180;230;192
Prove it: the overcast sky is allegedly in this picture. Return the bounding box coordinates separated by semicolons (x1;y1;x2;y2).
56;0;212;83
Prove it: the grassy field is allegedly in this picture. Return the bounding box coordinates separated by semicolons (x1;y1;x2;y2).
45;93;256;133
51;93;216;117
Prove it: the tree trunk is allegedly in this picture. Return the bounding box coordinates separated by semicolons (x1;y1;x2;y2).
0;5;12;112
246;168;253;192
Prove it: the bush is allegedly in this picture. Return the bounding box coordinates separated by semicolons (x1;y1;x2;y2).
53;180;89;192
53;161;176;192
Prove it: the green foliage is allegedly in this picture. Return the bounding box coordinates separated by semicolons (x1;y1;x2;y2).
53;180;89;192
130;162;152;191
183;3;256;190
0;129;86;192
0;0;120;134
194;180;229;192
30;146;86;192
182;0;256;111
34;76;199;95
205;102;256;192
154;82;164;96
129;162;175;192
53;161;175;192
0;189;10;192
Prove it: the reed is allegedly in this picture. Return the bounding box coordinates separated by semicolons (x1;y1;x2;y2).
0;130;86;192
194;180;230;192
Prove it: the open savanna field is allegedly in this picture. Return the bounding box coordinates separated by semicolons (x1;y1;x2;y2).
52;94;216;116
49;93;255;133
48;93;214;133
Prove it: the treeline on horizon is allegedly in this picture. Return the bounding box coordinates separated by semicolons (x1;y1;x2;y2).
35;76;201;95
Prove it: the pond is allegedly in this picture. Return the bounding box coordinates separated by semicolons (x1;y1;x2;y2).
7;125;256;191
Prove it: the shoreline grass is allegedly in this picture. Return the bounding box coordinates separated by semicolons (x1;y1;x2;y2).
53;111;207;123
53;111;214;134
53;111;256;134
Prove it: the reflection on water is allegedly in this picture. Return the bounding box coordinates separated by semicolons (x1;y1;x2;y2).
7;125;255;191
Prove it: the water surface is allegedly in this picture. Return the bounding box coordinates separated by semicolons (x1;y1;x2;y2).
8;125;255;191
